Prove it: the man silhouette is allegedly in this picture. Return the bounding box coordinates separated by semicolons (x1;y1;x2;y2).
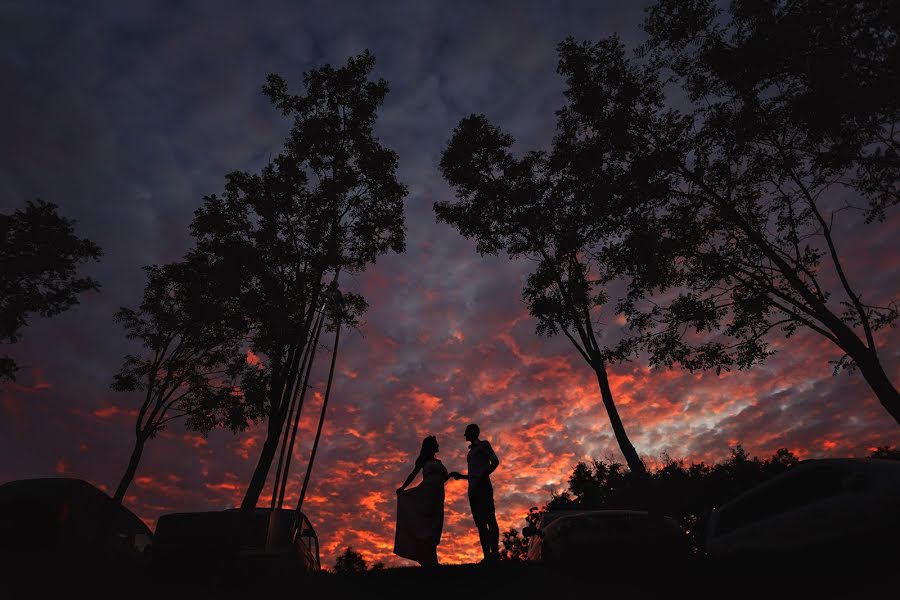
451;423;500;563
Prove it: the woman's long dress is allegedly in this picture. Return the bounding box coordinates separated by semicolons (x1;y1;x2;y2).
393;458;447;564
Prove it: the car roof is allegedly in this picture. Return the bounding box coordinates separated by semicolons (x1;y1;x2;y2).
540;509;659;525
544;509;651;517
795;457;900;471
540;509;683;532
714;458;900;512
0;477;151;535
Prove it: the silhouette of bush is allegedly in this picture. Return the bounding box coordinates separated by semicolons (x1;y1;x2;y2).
499;528;528;561
333;546;368;574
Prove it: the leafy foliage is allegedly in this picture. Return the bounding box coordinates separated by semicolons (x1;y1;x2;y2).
333;546;368;574
545;1;900;422
449;1;900;424
0;199;102;380
110;253;264;501
437;110;647;474
499;528;529;562
191;51;406;361
112;255;262;437
187;52;407;508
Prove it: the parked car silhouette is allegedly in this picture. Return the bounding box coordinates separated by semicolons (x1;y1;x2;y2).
0;478;152;571
706;458;900;558
150;507;320;578
523;509;690;563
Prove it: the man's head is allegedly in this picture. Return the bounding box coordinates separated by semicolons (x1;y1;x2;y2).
464;423;480;442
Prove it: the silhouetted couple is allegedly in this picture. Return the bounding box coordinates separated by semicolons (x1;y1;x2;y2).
393;424;500;567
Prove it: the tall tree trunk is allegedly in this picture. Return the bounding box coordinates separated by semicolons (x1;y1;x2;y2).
241;421;282;510
241;259;341;510
298;323;340;512
592;359;646;476
241;294;322;510
277;307;326;507
854;351;900;426
114;433;147;504
271;315;321;510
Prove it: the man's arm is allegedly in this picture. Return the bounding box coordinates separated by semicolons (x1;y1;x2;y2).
486;443;499;476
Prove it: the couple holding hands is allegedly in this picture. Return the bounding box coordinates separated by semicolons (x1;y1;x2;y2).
393;424;500;567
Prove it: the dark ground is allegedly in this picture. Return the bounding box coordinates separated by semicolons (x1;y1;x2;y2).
4;553;895;596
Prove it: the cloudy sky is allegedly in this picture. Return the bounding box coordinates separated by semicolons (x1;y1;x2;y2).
2;0;898;568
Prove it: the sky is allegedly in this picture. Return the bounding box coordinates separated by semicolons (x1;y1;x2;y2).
1;0;898;569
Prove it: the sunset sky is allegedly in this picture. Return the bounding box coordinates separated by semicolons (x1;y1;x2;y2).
1;0;898;568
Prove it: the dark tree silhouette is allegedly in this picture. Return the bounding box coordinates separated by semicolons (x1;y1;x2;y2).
188;51;406;510
437;115;647;475
110;255;263;503
0;199;102;381
553;1;900;424
333;546;368;574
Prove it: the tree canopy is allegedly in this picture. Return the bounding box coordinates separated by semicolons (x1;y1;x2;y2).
1;199;102;381
187;51;407;509
447;0;900;430
602;0;900;423
111;253;263;502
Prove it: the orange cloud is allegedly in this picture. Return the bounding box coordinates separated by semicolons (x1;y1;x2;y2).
93;406;121;418
183;434;208;449
409;388;442;412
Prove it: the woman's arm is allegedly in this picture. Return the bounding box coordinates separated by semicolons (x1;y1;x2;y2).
448;471;467;480
397;465;421;493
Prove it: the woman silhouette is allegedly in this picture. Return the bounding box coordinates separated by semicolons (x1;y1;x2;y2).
393;436;454;566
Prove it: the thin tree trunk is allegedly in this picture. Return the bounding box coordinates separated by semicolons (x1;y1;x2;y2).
298;322;340;512
240;421;282;510
113;434;147;504
241;293;323;511
277;306;326;508
243;353;296;510
592;359;646;476
854;351;900;426
271;310;322;510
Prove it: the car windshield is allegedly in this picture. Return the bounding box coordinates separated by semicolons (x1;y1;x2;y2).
714;465;849;536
